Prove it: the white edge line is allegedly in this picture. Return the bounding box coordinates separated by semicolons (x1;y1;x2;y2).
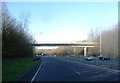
60;59;120;73
30;62;43;83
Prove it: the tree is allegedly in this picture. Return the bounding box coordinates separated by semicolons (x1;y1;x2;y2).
2;2;34;58
87;25;118;59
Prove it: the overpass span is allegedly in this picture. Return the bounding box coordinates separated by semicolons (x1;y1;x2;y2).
32;42;97;56
31;43;96;46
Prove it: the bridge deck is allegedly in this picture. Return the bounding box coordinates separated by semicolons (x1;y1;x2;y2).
31;43;96;46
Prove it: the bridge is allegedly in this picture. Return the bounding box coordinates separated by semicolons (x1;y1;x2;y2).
31;43;96;46
32;41;98;56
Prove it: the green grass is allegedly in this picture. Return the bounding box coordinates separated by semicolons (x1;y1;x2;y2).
2;57;39;81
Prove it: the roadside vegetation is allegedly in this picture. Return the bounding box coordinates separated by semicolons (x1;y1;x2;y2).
2;58;38;81
35;46;85;56
1;2;39;82
37;24;118;59
0;28;1;82
87;25;118;59
2;2;33;58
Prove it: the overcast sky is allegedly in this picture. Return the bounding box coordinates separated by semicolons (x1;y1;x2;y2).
7;2;118;43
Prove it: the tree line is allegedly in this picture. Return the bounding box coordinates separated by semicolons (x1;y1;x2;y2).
35;46;98;57
35;24;118;59
1;3;34;58
87;25;118;59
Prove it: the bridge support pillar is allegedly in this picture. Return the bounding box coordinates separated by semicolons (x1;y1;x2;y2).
74;47;75;55
33;46;36;58
84;47;87;56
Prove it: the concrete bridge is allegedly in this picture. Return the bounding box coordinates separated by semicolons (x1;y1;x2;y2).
32;41;97;56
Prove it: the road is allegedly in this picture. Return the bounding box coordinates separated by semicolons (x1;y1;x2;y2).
33;56;119;81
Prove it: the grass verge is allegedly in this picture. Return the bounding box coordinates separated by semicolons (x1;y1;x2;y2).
2;57;39;81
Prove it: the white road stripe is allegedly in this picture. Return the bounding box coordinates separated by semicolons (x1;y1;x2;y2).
73;70;81;74
75;72;81;74
30;62;43;83
60;59;120;73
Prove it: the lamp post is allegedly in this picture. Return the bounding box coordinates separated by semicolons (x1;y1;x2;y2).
100;32;102;55
32;33;36;58
33;32;43;58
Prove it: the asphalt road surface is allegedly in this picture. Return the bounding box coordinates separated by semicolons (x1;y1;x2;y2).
34;56;119;81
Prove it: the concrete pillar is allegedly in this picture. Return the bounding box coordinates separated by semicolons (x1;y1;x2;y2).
61;46;63;56
33;46;36;58
84;47;87;56
74;47;75;55
68;51;69;55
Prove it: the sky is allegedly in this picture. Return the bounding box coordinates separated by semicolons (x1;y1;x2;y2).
7;2;118;43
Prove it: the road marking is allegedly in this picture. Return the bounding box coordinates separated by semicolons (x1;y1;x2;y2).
59;59;120;73
86;73;118;80
83;63;119;73
30;62;43;83
73;70;81;74
75;72;81;74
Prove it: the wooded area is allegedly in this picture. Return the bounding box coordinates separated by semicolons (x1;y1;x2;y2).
1;3;34;58
88;25;118;59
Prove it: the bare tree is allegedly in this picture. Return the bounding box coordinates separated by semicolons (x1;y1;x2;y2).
87;24;118;59
2;2;34;58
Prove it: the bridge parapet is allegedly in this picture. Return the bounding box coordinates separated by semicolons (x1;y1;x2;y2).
36;41;97;44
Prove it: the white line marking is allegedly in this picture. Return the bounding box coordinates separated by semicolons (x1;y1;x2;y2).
75;72;81;74
86;73;118;80
30;62;43;83
60;59;120;73
73;70;81;74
